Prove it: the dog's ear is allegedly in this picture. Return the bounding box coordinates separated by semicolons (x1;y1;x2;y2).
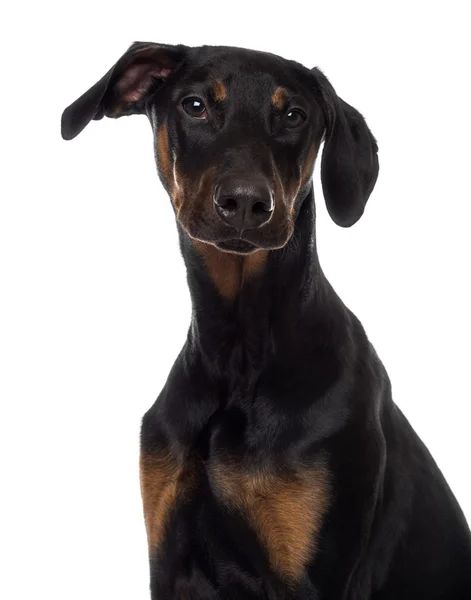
61;42;186;141
312;68;379;227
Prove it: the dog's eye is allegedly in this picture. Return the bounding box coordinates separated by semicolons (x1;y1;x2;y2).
182;97;207;119
284;109;306;129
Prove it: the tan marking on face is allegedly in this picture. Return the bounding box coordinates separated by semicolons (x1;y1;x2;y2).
193;243;268;299
213;79;227;102
301;144;317;186
212;461;331;581
272;87;287;110
289;144;318;217
172;157;185;212
270;159;294;230
157;123;173;192
177;166;217;226
139;451;194;551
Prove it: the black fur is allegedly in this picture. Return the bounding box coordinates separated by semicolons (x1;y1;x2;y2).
62;42;471;599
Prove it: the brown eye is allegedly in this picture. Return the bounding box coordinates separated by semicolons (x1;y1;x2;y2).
182;97;207;119
285;109;306;128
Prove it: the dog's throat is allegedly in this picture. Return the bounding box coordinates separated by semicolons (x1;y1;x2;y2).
179;193;320;379
193;241;268;299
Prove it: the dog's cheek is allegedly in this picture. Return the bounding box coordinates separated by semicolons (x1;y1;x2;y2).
300;144;317;186
156;123;174;195
175;168;217;239
283;145;317;219
263;202;292;248
155;123;190;213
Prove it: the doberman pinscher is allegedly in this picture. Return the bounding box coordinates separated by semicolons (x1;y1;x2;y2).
61;42;471;599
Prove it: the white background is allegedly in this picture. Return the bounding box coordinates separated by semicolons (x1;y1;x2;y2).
1;1;470;598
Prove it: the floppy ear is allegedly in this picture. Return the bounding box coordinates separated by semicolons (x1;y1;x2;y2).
61;42;186;140
312;68;379;227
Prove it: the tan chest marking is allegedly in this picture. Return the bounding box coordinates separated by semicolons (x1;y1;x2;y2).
139;452;194;551
212;462;331;581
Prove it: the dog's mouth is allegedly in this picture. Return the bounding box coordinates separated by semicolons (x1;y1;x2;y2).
186;222;293;255
178;202;294;255
214;239;259;255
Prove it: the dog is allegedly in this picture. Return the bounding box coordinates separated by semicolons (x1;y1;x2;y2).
61;42;471;599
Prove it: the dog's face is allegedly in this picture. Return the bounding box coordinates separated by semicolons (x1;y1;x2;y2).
62;43;379;254
152;47;323;254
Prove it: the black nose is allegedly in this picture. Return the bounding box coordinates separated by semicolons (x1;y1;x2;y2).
214;177;274;232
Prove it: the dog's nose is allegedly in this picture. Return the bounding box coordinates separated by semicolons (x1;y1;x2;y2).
214;177;274;231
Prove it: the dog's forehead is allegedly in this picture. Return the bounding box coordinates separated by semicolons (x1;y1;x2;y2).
182;45;310;94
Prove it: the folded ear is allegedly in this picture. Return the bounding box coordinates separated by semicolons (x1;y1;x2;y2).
312;68;379;227
61;42;186;140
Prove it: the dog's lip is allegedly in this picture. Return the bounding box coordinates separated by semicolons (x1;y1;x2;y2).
214;239;259;254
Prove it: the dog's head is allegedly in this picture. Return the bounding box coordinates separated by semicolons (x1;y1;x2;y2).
62;43;378;254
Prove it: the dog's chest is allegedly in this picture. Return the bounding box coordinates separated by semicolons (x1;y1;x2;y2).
140;407;331;594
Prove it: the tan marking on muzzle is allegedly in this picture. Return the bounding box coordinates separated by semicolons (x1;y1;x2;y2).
171;156;185;212
157;123;173;190
157;123;185;212
301;144;317;186
290;144;318;216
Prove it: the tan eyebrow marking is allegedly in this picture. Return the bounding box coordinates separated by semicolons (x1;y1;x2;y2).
213;79;227;102
272;87;287;109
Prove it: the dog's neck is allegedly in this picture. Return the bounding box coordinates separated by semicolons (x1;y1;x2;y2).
177;187;339;384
